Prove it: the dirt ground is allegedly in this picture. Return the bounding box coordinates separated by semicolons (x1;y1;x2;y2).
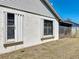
0;38;79;59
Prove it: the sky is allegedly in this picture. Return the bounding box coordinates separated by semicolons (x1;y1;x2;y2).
49;0;79;24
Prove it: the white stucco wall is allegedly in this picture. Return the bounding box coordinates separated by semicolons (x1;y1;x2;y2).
0;0;54;18
0;6;59;54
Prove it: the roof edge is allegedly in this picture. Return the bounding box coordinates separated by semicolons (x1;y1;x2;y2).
41;0;62;22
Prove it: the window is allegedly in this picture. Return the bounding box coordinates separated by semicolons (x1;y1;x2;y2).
7;13;15;39
7;13;14;25
44;20;53;35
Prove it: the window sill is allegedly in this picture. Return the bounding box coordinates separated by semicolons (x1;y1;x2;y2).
4;41;23;48
41;35;54;41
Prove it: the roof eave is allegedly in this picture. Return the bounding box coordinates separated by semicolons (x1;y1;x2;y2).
41;0;62;22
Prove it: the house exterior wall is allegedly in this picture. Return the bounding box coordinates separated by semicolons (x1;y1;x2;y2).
0;6;59;54
0;0;54;18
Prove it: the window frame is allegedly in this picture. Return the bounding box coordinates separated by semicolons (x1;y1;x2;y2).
44;20;53;35
43;19;53;38
7;13;15;40
4;11;24;43
5;12;16;43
